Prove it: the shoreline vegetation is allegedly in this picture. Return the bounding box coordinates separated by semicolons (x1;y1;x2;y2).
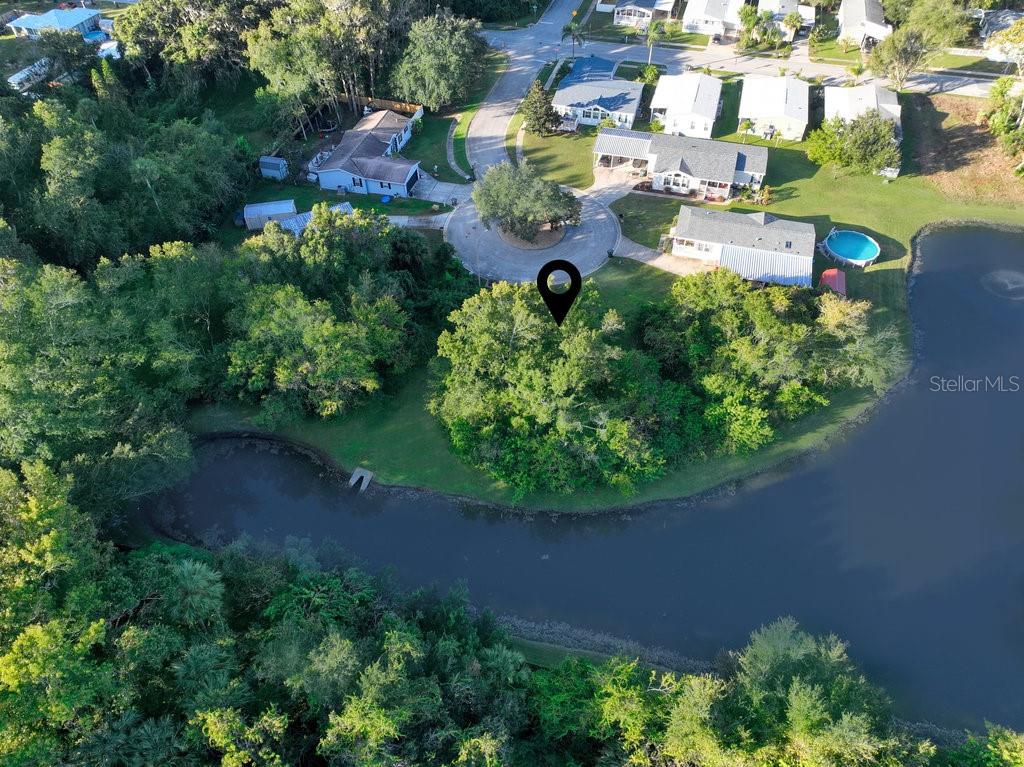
158;434;970;748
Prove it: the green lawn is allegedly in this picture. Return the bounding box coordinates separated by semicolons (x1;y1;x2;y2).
809;20;862;65
614;60;667;81
505;111;525;163
481;0;556;30
585;12;708;46
406;116;467;183
522;126;597;189
610;194;684;249
0;33;39;78
452;50;509;178
928;52;1017;75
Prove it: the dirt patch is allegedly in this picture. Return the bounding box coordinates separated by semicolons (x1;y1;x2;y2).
497;223;568;250
908;93;1024;206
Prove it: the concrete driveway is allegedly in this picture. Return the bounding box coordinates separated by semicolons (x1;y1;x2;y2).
445;194;617;283
413;175;473;205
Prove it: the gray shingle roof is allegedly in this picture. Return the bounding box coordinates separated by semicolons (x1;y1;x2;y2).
317;110;418;183
594;129;769;183
650;133;768;181
675;207;816;259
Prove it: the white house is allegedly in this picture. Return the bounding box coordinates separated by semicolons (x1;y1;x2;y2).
836;0;892;48
738;75;809;141
552;57;645;129
7;8;100;39
670;207;817;286
650;73;722;139
310;110;420;198
244;200;297;231
613;0;675;28
824;83;901;129
593;128;768;201
681;0;746;37
756;0;816;38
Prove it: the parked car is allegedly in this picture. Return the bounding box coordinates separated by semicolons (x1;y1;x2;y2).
711;34;722;44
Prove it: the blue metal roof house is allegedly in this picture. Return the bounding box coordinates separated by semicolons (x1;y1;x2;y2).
8;8;101;39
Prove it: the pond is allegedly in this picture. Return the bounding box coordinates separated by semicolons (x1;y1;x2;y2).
155;226;1024;729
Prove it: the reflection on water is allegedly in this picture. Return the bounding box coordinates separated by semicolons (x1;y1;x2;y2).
157;227;1024;729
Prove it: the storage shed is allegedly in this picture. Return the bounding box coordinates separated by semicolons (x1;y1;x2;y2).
819;268;847;296
259;156;289;181
243;199;297;230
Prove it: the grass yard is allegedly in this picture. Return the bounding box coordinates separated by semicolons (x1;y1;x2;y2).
614;60;667;81
481;0;556;30
522;126;597;189
586;11;708;46
505;111;525;163
452;50;509;178
406;116;466;183
928;52;1017;75
610;194;685;249
809;16;862;64
0;32;39;77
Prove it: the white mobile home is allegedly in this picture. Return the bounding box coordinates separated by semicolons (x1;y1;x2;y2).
594;128;768;201
681;0;746;36
613;0;675;28
670;207;816;286
552;57;645;129
836;0;892;47
650;73;722;139
738;75;810;141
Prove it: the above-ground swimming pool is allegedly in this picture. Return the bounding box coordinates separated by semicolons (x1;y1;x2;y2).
824;229;881;267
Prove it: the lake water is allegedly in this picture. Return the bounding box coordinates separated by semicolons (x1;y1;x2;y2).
157;227;1024;729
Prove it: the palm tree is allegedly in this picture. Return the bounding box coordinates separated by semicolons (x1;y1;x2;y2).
739;118;753;143
166;559;225;628
847;61;865;84
646;20;666;64
561;21;586;58
783;10;802;41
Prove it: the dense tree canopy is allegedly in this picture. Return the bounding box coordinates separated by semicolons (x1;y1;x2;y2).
391;9;486;111
432;268;906;497
432;282;685;495
0;61;245;269
807;111;902;173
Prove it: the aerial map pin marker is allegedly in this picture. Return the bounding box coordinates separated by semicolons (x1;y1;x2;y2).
536;259;582;327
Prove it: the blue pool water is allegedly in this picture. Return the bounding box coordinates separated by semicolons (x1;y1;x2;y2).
826;230;880;263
